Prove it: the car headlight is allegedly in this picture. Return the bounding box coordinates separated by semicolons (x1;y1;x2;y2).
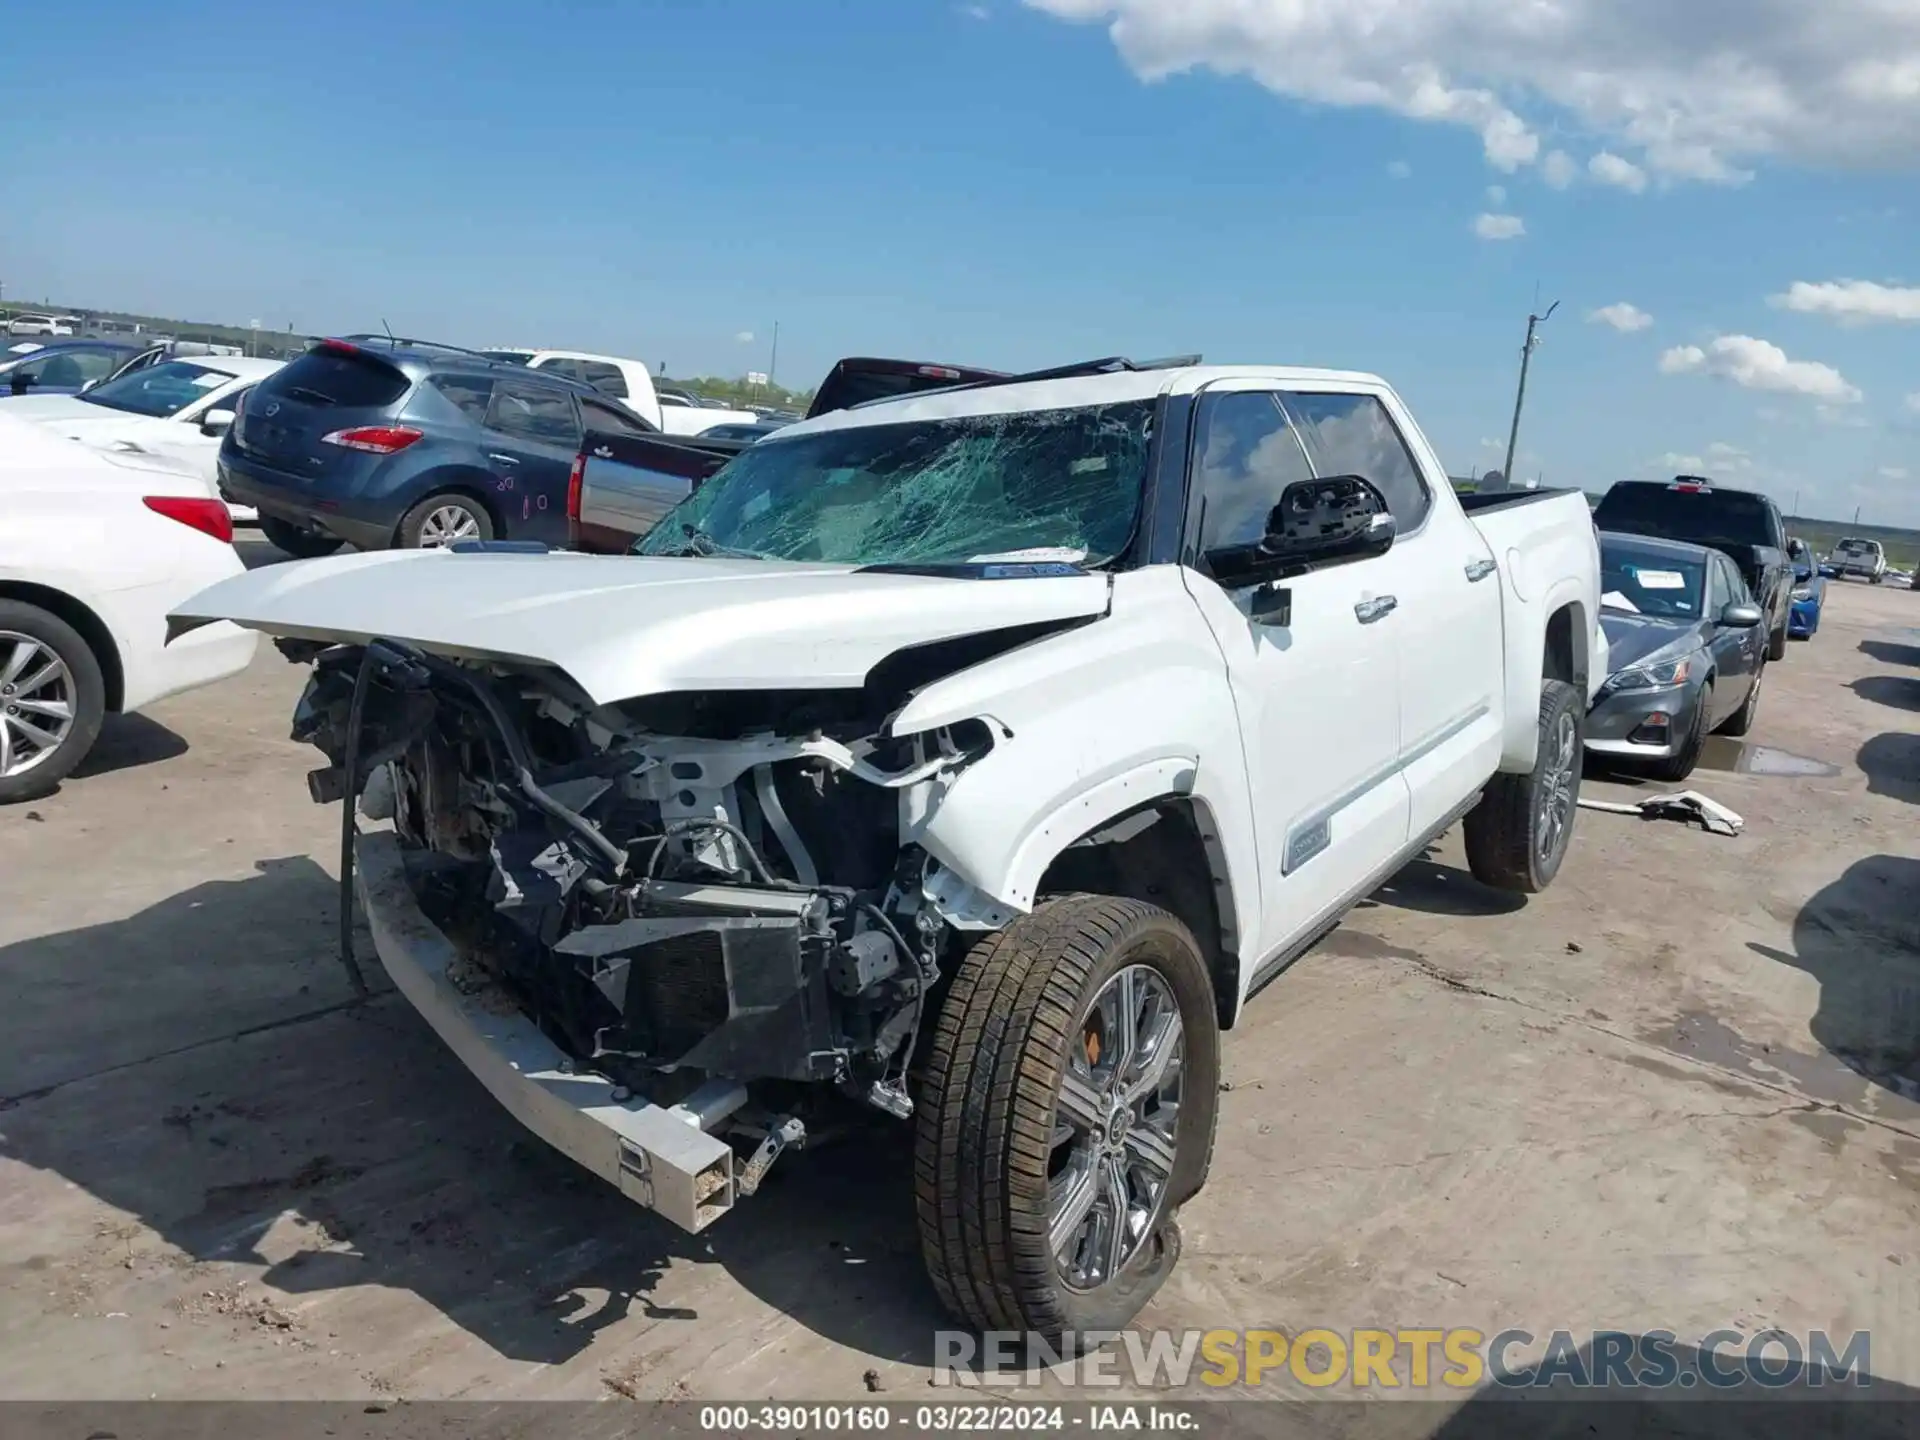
1602;657;1691;693
1792;585;1812;600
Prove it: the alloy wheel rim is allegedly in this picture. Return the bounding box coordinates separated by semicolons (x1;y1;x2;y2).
419;505;481;547
0;632;77;780
1049;963;1184;1292
1537;710;1578;865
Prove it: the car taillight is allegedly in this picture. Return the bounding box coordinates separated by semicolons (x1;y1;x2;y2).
145;495;234;545
916;365;962;379
321;425;423;454
566;452;585;520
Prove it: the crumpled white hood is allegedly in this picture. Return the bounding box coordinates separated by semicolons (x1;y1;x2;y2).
171;549;1111;705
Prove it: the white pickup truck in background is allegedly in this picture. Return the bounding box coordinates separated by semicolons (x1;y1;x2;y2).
479;348;759;436
172;356;1605;1343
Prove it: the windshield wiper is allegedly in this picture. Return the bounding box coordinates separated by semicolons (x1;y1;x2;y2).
653;524;769;560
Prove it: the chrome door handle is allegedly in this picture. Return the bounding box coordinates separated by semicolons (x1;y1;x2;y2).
1354;595;1398;623
487;453;519;465
1465;557;1497;582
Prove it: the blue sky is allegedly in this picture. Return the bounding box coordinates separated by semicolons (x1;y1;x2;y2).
5;0;1916;522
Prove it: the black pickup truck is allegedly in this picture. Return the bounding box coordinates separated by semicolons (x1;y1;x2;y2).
1591;477;1794;661
567;357;1004;554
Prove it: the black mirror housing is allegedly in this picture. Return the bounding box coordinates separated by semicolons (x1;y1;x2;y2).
1718;602;1765;628
1206;475;1395;588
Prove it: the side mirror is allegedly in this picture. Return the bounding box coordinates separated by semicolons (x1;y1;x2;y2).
1718;602;1764;628
10;372;33;395
199;408;236;437
1207;474;1395;589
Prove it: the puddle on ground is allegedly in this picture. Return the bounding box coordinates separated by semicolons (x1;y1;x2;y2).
1695;738;1843;778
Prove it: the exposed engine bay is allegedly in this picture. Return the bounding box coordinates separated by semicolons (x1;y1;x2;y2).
286;635;1002;1173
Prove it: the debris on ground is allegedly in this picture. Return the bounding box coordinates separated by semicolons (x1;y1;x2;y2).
1579;790;1744;836
863;1368;884;1392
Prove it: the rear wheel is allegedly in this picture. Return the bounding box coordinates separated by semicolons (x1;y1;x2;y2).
0;602;106;805
1766;619;1788;661
398;493;493;549
914;895;1218;1341
260;515;344;559
1464;679;1583;894
1717;660;1764;737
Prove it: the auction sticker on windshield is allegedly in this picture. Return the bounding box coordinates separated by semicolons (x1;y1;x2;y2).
1633;570;1686;589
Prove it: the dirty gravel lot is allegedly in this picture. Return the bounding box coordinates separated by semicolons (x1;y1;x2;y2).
3;543;1919;1412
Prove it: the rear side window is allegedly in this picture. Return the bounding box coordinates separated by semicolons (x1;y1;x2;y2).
430;374;495;421
486;381;580;446
1286;392;1432;531
576;361;627;399
272;346;410;409
532;357;586;383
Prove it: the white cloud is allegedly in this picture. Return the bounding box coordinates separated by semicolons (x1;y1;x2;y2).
1770;279;1920;325
1485;183;1506;204
1387;159;1412;178
1024;0;1920;183
734;330;755;343
961;3;991;16
1882;466;1911;481
1473;212;1525;240
1660;452;1705;472
1588;302;1653;333
1540;150;1578;189
1588;151;1648;193
1658;334;1862;403
1908;392;1920;414
1815;403;1870;428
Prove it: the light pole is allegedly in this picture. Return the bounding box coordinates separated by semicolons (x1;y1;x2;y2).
768;320;780;390
1501;300;1559;492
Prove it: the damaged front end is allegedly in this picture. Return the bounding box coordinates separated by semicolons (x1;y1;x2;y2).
291;636;989;1224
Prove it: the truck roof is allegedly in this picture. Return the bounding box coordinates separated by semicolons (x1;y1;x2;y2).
781;363;1390;439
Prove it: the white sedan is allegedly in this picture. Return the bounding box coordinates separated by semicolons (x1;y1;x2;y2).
0;411;258;802
0;355;284;524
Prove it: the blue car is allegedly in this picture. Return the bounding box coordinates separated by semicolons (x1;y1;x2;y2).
0;338;145;397
219;337;655;557
1786;537;1825;638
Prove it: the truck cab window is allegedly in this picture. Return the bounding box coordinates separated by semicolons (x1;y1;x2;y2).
1285;392;1432;532
1192;390;1315;556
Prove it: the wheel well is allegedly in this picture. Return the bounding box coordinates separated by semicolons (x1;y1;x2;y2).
1543;602;1588;693
1034;798;1242;1029
0;581;124;711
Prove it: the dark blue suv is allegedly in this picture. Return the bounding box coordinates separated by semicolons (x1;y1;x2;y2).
220;338;655;557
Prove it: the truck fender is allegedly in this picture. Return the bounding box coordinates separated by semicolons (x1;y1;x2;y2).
1500;576;1592;771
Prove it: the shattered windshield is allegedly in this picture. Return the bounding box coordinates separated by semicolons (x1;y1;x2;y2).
633;401;1154;567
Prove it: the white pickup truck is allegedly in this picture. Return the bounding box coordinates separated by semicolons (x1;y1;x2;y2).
171;357;1604;1341
479;348;759;436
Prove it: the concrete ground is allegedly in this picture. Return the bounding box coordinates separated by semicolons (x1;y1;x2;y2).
2;545;1918;1412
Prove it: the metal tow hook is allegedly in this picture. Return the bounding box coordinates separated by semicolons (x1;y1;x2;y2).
737;1116;806;1197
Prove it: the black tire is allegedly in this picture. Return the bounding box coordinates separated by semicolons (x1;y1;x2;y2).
397;492;494;549
1717;659;1764;737
1463;678;1583;894
260;515;344;559
914;894;1219;1342
1766;620;1787;661
0;601;107;805
1645;684;1711;784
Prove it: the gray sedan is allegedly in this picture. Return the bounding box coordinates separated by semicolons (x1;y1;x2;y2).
1586;532;1768;781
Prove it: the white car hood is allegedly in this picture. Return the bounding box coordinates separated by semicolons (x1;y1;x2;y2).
171;550;1111;706
0;395;156;436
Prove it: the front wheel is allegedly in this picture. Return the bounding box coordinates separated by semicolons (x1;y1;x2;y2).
260;515;344;559
1717;659;1764;737
914;895;1219;1341
1463;678;1583;894
1766;621;1788;661
0;601;107;804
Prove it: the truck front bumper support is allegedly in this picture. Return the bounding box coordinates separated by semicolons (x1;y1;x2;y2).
353;830;737;1232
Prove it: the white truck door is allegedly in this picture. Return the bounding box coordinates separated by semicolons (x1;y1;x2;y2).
1179;386;1409;965
1287;391;1504;841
